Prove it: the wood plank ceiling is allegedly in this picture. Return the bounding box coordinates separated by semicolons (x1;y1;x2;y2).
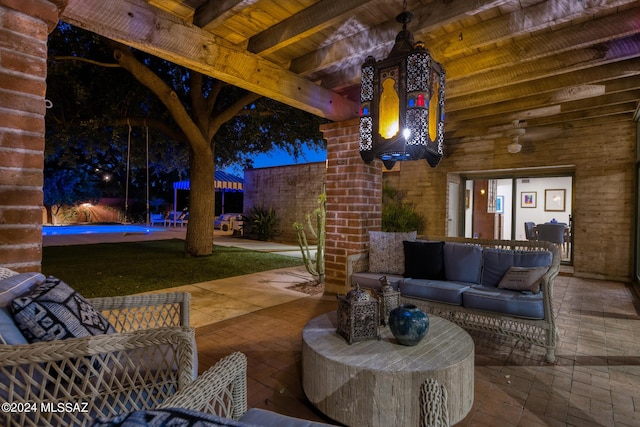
62;0;640;149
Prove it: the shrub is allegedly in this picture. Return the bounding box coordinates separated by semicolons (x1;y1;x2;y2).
382;185;425;233
248;206;280;241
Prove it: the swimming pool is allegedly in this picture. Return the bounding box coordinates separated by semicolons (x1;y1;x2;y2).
42;224;165;236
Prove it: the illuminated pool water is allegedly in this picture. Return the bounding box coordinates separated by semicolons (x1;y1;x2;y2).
42;224;165;236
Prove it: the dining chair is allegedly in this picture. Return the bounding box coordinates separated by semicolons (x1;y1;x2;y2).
535;223;565;247
524;222;537;240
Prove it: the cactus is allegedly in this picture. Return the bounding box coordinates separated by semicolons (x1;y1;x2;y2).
294;190;326;284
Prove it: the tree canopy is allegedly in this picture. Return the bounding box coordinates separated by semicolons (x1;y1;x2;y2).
46;23;329;255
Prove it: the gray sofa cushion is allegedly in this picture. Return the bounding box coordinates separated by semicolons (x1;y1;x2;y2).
351;272;402;291
481;249;552;287
0;272;45;308
462;286;544;319
443;242;483;284
0;307;28;345
399;279;471;305
92;407;254;426
240;408;336;426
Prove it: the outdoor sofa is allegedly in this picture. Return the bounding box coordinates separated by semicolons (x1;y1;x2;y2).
348;234;561;363
0;270;333;426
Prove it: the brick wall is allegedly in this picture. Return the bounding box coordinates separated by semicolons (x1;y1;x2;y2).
0;0;58;272
321;118;382;294
243;162;327;243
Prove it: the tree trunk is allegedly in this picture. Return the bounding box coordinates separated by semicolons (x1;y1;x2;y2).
184;145;215;256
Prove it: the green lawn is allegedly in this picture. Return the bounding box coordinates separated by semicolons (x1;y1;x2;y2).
42;239;303;298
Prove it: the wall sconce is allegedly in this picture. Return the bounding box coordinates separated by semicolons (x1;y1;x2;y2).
359;6;445;170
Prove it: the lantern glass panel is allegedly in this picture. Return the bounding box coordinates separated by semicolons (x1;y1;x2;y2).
379;68;400;140
429;77;439;140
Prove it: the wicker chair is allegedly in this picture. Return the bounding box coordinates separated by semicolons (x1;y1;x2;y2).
0;292;195;427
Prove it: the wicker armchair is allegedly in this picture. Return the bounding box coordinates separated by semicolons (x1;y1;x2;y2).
159;351;248;419
0;292;195;427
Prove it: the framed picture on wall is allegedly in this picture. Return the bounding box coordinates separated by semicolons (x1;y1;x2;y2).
521;191;537;208
545;189;566;212
496;196;504;214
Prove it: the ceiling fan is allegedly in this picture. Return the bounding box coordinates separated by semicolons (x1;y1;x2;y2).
504;120;526;154
492;120;563;154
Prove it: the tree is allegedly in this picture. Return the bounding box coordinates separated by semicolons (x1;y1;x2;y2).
43;168;102;225
46;23;328;256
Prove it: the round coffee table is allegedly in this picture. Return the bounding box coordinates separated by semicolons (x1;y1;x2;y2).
302;311;474;426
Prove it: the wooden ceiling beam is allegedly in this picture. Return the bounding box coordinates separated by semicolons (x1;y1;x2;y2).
428;0;638;60
448;34;640;97
247;0;372;56
307;3;640;95
193;0;259;31
62;0;358;121
448;86;640;125
290;0;508;76
444;5;640;81
447;58;640;113
448;98;638;135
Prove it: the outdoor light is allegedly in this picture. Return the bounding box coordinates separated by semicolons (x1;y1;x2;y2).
359;4;445;170
337;284;379;344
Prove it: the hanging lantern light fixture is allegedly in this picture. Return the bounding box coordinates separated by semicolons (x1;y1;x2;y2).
359;2;445;170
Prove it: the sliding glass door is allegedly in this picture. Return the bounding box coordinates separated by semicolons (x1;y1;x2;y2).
462;173;574;264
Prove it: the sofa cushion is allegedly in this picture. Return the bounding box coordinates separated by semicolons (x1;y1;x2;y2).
10;276;116;343
403;240;445;280
368;231;417;275
0;307;28;345
0;267;19;280
443;242;483;284
462;286;545;319
351;272;402;291
0;272;45;308
498;266;549;293
400;279;471;305
481;249;552;287
92;407;254;427
240;408;336;426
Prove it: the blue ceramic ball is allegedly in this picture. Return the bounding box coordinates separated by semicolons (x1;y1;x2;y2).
388;304;429;346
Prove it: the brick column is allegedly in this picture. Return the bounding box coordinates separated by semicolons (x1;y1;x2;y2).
321;118;382;295
0;0;61;271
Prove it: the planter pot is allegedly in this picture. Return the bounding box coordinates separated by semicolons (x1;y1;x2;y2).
388;304;429;346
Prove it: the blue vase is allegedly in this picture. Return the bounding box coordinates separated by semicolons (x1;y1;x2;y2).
388;304;429;346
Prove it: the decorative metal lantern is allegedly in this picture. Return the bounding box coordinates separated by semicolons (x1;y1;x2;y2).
337;284;380;344
359;6;445;171
376;276;400;326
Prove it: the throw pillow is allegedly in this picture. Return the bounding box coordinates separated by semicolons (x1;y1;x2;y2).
498;266;549;293
91;407;254;427
368;231;417;275
403;240;445;280
9;276;116;343
481;249;552;287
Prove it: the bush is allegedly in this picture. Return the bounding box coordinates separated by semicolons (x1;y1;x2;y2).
248;206;280;241
382;185;425;233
